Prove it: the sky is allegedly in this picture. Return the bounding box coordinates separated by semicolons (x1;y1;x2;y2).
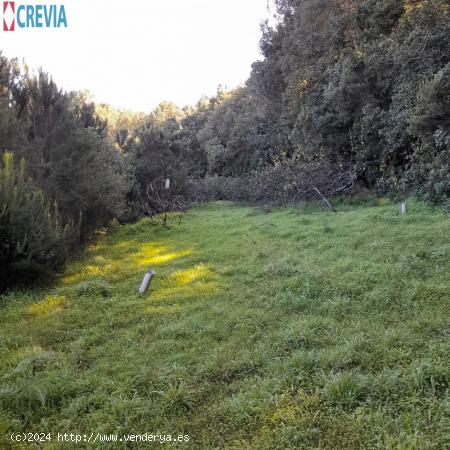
0;0;273;112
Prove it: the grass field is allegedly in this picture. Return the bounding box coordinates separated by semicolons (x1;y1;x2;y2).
0;199;449;449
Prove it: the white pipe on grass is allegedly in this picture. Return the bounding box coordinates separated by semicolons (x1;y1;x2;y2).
139;269;155;294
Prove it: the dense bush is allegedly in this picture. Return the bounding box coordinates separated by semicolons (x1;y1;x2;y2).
0;152;77;289
218;0;448;205
43;127;128;239
404;63;450;203
0;57;130;238
125;105;192;218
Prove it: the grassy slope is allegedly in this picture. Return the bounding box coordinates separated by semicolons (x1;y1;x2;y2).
0;199;449;449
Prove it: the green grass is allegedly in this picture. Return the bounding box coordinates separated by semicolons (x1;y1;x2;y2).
1;199;449;449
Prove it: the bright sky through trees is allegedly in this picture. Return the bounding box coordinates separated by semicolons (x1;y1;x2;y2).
0;0;271;112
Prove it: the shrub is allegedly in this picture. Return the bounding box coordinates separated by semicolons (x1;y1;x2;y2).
0;152;77;290
401;63;450;203
46;128;128;239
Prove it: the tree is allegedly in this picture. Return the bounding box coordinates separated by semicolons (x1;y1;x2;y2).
0;152;77;290
127;108;190;217
4;66;128;239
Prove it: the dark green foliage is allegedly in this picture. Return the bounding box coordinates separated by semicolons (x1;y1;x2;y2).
0;152;77;289
0;56;26;153
242;0;450;202
405;63;450;202
197;88;271;175
126;102;191;217
0;56;129;288
44;127;127;239
11;70;128;239
0;55;129;238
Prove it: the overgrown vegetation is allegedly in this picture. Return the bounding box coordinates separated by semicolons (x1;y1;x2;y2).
0;202;448;449
1;0;450;288
0;58;130;287
0;152;77;290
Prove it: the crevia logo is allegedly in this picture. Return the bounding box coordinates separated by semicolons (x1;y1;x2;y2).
3;2;14;31
3;2;68;31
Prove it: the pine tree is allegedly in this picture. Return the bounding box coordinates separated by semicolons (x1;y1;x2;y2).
0;152;78;289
